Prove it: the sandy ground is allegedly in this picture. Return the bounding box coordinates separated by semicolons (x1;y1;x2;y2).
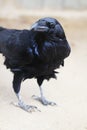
0;12;87;130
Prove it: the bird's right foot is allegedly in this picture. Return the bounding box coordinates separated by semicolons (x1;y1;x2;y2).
11;101;41;112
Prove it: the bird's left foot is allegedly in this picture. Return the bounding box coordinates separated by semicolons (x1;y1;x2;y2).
32;95;57;106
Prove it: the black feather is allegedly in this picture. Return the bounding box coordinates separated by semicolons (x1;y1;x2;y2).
0;17;71;94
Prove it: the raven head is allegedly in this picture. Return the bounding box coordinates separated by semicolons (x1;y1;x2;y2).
31;17;71;58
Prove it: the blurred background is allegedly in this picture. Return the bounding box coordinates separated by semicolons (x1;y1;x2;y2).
0;1;87;130
0;0;87;29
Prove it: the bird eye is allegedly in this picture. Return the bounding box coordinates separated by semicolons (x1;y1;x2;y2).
50;22;55;28
46;22;55;28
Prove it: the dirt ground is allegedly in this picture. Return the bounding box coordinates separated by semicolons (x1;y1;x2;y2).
0;11;87;130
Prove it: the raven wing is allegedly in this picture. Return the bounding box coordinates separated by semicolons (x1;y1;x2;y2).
0;28;34;68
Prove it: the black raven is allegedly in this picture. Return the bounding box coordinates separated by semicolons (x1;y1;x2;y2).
0;17;71;112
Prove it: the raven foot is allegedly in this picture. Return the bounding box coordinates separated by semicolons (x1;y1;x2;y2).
32;95;56;106
12;101;41;112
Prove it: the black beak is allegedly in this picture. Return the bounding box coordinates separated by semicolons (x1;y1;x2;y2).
31;23;49;32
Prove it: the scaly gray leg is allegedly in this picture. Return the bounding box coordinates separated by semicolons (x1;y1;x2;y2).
14;93;40;112
32;85;56;106
12;72;40;112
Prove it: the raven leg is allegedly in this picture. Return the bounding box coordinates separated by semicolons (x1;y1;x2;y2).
32;77;56;106
12;72;40;112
